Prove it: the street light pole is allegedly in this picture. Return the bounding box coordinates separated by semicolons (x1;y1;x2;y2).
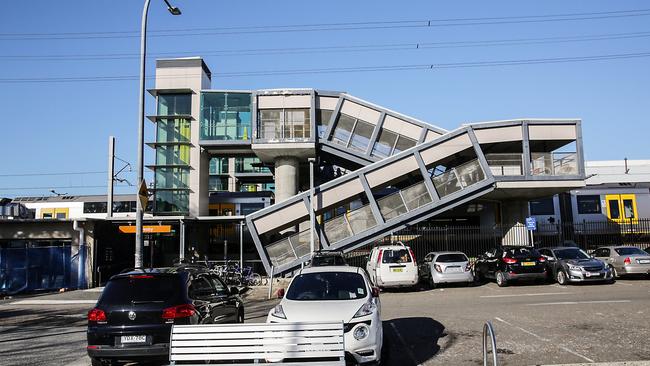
308;158;316;254
135;0;181;268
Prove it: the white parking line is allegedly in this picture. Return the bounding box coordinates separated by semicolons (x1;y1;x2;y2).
615;282;634;286
527;300;631;306
495;317;595;363
11;300;97;305
389;322;421;366
480;292;571;298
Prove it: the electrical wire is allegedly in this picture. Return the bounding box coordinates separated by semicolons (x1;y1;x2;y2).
1;51;648;83
1;8;650;41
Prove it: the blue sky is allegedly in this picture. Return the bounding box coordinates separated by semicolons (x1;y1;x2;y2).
1;0;649;197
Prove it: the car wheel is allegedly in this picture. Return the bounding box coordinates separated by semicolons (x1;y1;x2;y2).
428;276;436;289
556;270;568;285
238;310;245;323
496;271;508;287
90;358;103;366
473;268;483;284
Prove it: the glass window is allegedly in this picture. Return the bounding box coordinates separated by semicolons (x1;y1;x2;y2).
608;199;620;219
286;272;367;301
156;119;190;143
284;109;311;139
208;176;229;191
200;92;252;141
55;212;67;219
235;156;270;173
156;145;190;166
530;197;555;215
317;109;333;138
154;190;189;213
259;110;282;139
241;203;265;215
623;199;635;219
577;195;601;214
554;248;589;260
614;247;646;256
42;212;53;219
504;247;540;258
393;135;417;155
349;120;375;153
155;168;189;189
84;202;108;214
157;94;191;116
371;129;398;158
435;253;469;263
381;249;413;264
113;201;135;213
100;275;184;306
331;114;356;146
209;157;229;175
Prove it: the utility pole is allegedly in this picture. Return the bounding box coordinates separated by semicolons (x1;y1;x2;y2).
308;158;316;254
107;136;115;218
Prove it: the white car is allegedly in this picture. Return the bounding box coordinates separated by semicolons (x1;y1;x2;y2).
366;244;419;289
267;266;383;365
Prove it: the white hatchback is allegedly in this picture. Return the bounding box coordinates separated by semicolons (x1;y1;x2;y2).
366;244;419;289
267;266;383;365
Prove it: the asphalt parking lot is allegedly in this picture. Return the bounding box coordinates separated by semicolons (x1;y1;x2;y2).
1;279;649;366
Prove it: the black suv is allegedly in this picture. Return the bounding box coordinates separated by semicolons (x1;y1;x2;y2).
473;246;547;287
87;266;244;365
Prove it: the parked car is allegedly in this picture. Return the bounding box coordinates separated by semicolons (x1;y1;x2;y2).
538;247;614;285
418;251;473;288
307;250;347;267
593;246;650;278
473;246;547;287
366;243;419;289
267;266;383;365
87;267;244;366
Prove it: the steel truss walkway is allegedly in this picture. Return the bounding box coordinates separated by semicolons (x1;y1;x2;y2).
246;93;585;275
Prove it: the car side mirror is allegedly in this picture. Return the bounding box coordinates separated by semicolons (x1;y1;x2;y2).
371;287;380;298
277;288;285;299
547;256;556;262
230;287;240;295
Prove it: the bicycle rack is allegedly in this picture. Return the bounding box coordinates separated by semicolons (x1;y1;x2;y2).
483;321;498;366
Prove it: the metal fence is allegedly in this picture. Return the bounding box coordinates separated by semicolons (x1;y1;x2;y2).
0;243;72;295
345;218;650;267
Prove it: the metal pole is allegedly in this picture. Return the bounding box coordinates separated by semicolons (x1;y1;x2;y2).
107;136;115;219
135;0;151;268
308;158;316;254
240;221;244;270
267;266;274;300
179;220;185;261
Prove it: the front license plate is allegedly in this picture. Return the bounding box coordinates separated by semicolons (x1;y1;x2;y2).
391;268;403;272
121;335;146;344
522;262;535;266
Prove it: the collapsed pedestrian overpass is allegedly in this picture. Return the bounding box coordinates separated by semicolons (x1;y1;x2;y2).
246;93;585;275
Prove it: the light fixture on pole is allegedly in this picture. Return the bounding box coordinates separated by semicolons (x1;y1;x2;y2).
135;0;182;268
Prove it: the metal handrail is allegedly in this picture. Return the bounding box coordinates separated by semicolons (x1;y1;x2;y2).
483;321;498;366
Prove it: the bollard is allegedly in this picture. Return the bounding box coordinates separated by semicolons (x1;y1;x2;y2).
483;321;498;366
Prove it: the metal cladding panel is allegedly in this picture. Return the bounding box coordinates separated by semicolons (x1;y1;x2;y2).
365;155;420;188
382;115;422;140
313;178;364;211
528;124;577;140
420;134;473;166
425;129;443;142
257;95;311;109
316;96;339;110
475;125;523;144
340;100;381;125
253;201;309;234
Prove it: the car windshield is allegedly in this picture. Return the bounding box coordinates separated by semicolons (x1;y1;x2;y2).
286;272;368;301
436;254;468;263
554;248;590;260
615;247;647;256
382;249;412;264
311;255;346;266
504;247;539;258
100;275;184;305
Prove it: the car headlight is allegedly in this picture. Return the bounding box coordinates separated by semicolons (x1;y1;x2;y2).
271;304;286;319
353;300;376;318
568;265;581;271
353;325;369;340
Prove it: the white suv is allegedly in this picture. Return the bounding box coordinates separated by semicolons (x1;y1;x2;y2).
267;266;383;365
366;244;419;289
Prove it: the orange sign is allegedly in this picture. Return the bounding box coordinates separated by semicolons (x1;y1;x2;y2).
119;225;172;234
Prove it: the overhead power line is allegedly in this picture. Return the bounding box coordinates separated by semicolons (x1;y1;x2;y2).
1;51;649;83
0;171;108;177
1;8;650;41
3;31;650;61
0;184;130;191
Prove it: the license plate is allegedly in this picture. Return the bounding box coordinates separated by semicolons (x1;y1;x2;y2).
639;259;650;264
121;335;146;344
522;262;535;266
391;268;403;273
585;272;600;278
446;267;462;273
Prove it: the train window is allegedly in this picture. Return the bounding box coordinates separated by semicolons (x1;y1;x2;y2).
608;199;620;219
530;197;554;215
623;199;635;219
577;195;601;214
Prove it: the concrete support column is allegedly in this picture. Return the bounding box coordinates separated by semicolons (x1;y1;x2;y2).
501;200;530;245
274;156;300;203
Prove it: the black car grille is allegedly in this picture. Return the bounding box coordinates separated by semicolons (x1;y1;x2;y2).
583;266;603;272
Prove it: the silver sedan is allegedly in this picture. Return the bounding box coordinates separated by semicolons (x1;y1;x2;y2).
593;246;650;278
418;251;473;288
